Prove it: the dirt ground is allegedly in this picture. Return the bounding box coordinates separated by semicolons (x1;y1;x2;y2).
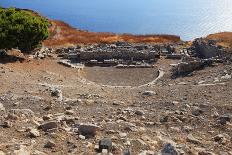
81;67;159;87
0;56;232;154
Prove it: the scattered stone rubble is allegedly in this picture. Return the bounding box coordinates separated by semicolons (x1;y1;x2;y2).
170;38;232;77
53;39;231;78
56;42;184;68
1;81;232;154
32;47;54;59
171;59;214;76
0;39;232;154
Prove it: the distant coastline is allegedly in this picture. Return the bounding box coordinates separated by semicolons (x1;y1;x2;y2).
1;7;232;48
2;0;232;41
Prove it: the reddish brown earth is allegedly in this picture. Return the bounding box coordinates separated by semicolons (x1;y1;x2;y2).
43;20;181;47
207;32;232;48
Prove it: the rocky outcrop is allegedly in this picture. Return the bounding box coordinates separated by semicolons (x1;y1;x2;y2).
171;59;213;76
192;38;224;58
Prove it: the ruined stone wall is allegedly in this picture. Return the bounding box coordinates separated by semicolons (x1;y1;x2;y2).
79;51;113;61
172;59;214;76
55;43;181;62
78;50;159;61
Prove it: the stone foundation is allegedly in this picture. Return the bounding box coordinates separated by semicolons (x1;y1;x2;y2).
56;43;182;67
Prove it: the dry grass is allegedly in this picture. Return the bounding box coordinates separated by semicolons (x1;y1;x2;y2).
43;20;181;47
207;32;232;48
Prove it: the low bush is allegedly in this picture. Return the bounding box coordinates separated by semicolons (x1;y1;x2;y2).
0;8;49;52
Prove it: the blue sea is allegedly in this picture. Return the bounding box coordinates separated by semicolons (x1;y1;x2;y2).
1;0;232;40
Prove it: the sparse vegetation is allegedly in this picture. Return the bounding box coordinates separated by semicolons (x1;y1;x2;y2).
0;8;49;52
43;20;181;47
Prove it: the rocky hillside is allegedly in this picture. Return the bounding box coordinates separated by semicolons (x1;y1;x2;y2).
43;20;181;47
207;32;232;49
0;37;232;154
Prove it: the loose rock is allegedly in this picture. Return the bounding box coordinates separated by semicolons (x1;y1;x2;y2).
192;107;204;116
44;140;56;149
142;91;156;96
187;134;201;144
99;138;112;152
78;124;100;138
13;145;31;155
39;121;58;131
135;110;145;116
161;143;178;155
0;102;5;111
217;114;231;125
29;128;40;138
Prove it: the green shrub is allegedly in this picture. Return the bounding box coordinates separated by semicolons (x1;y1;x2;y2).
0;8;49;52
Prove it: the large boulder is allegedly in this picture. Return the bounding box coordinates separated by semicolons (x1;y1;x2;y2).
78;124;100;138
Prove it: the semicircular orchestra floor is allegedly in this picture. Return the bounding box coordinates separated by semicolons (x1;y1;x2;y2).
80;66;159;87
